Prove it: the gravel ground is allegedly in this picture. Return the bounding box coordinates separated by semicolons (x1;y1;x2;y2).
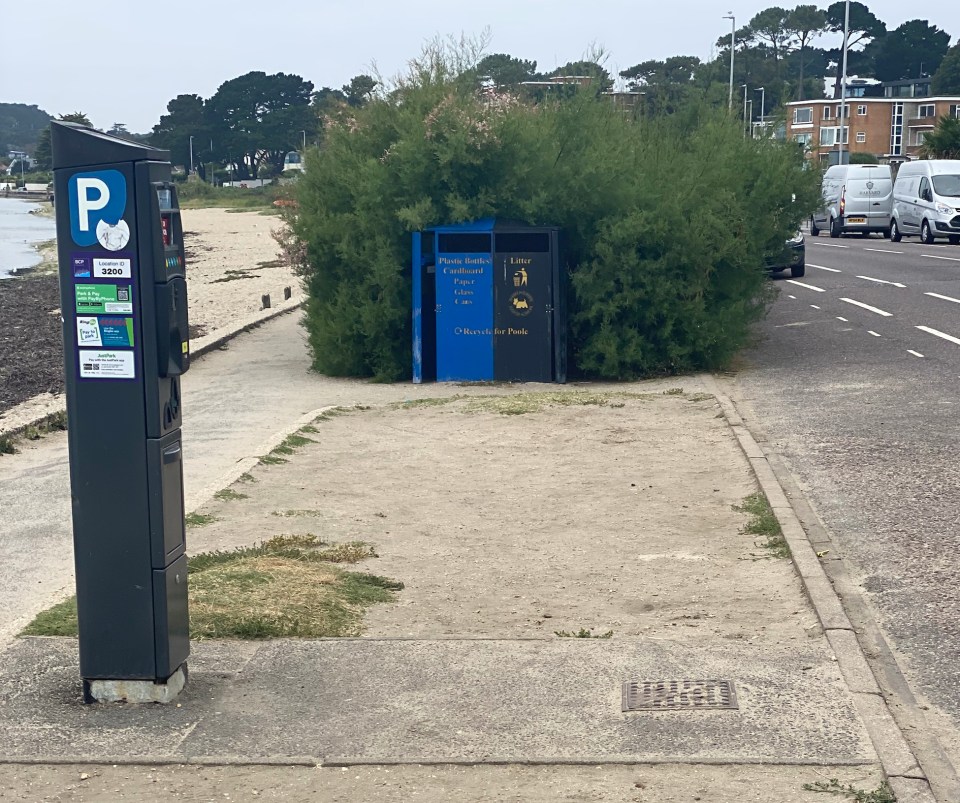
0;274;63;414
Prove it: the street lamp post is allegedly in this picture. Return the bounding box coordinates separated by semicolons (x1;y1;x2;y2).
723;13;736;111
189;135;194;175
755;87;766;137
301;130;306;151
742;84;749;137
837;0;851;166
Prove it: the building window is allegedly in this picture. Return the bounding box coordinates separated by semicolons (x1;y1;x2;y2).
794;132;813;146
819;127;848;147
857;105;867;116
836;103;850;119
856;132;866;143
914;131;927;146
950;105;960;119
918;104;936;118
822;106;832;120
890;103;904;156
793;107;813;124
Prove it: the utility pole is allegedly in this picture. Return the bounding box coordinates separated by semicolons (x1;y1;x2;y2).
723;13;736;111
837;0;850;166
189;135;194;175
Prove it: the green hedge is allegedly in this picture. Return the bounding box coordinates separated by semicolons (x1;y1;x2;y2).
291;59;818;381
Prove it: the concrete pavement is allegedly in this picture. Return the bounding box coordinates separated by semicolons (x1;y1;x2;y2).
0;312;941;801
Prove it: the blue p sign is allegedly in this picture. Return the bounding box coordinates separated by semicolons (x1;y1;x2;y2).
68;170;127;247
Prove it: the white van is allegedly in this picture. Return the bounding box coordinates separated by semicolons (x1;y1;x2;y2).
890;160;960;244
810;164;894;238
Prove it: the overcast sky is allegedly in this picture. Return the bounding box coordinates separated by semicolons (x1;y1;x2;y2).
3;1;959;134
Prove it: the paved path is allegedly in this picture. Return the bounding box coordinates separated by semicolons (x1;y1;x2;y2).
0;312;391;645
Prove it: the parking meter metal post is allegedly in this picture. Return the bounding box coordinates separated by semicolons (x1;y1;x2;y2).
52;122;190;703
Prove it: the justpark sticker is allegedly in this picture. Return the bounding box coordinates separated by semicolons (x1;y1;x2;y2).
78;350;136;379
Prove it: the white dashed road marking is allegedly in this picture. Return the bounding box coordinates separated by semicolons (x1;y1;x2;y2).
917;326;960;347
868;331;881;337
864;248;904;254
809;263;842;272
813;243;849;248
856;275;905;288
925;292;960;305
810;305;820;309
787;280;826;293
836;317;848;322
840;298;893;317
922;254;960;263
908;350;925;358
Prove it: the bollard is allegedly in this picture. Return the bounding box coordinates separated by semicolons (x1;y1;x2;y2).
261;293;271;309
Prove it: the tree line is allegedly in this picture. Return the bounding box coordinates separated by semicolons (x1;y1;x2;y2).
6;3;959;178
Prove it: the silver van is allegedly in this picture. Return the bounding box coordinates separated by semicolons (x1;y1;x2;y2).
810;164;894;238
890;160;960;244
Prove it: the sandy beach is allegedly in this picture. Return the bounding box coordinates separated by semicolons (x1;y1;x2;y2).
0;206;303;429
180;208;301;339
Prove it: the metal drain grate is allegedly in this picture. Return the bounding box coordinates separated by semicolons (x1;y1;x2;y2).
622;679;738;712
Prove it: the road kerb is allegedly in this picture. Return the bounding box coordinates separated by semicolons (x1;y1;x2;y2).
184;404;338;514
701;373;929;795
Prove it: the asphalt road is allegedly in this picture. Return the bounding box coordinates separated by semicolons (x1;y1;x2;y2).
736;232;960;767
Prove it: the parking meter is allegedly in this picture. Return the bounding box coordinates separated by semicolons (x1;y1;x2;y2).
52;123;190;702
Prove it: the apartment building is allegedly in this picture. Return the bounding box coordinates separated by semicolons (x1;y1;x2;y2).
785;96;960;163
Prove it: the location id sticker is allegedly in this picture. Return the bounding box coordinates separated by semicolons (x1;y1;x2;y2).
92;257;132;279
78;350;136;380
76;316;134;348
75;283;133;315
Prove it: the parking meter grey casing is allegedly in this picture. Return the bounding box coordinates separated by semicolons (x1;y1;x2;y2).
52;123;190;687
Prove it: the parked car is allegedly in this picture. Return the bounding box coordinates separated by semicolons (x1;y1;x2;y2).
810;164;894;238
889;159;960;244
766;232;805;278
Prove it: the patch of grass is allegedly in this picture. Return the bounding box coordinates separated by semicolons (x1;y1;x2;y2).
259;454;288;465
734;492;790;559
687;392;714;403
21;535;400;640
801;779;895;802
214;488;248;502
555;628;614;639
316;542;378;562
272;433;316;454
185;512;219;528
238;472;257;483
299;424;320;434
314;406;351;421
663;387;684;395
20;596;77;637
0;411;69;457
463;391;616;416
258;259;285;269
189;538;401;639
390;396;461;410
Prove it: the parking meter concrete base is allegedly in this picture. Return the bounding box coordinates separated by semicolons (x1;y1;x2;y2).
52;123;190;702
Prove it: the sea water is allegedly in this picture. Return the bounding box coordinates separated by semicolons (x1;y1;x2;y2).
0;198;57;279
